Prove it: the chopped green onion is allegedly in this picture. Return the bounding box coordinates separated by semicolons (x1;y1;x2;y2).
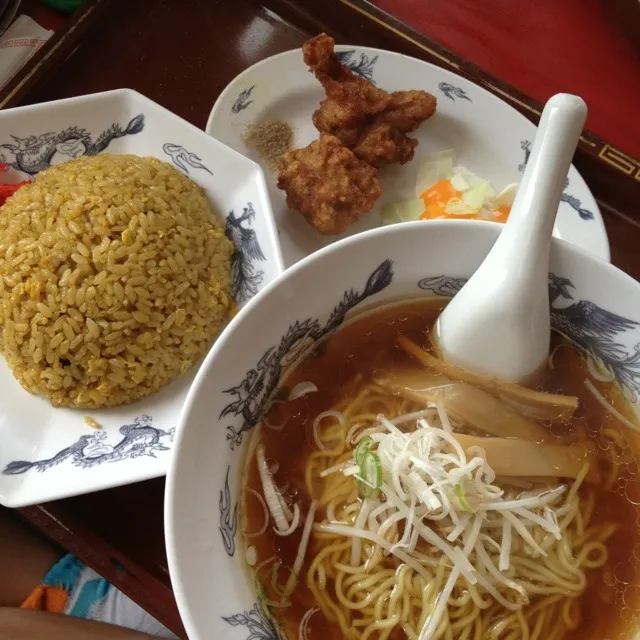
365;451;382;489
455;483;472;512
354;437;382;498
355;436;373;467
356;474;378;498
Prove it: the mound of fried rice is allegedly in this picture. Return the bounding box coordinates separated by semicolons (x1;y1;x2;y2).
0;154;234;408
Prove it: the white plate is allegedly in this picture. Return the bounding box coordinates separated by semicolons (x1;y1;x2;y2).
0;89;283;507
207;45;610;266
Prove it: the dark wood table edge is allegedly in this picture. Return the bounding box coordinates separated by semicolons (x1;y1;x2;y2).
18;496;186;638
0;0;113;110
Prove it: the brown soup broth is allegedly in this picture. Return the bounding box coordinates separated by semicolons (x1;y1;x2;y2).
240;300;640;640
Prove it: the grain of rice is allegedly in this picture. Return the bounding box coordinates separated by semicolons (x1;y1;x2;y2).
84;416;102;429
0;154;233;408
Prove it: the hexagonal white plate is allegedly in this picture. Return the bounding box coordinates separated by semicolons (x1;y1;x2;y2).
0;89;283;507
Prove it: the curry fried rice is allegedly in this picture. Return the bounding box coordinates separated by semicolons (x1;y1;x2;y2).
0;154;234;408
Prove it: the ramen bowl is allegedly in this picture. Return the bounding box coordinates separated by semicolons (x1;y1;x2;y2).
166;220;640;640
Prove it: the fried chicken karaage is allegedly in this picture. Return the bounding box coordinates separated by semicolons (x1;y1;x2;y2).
304;34;437;168
277;134;381;236
276;33;437;236
304;34;391;148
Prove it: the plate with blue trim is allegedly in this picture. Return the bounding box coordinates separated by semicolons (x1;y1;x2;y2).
206;44;610;265
0;89;284;507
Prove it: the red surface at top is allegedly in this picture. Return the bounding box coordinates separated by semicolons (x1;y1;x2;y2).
370;0;640;158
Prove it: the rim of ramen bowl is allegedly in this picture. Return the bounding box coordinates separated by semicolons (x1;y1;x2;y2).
165;219;637;640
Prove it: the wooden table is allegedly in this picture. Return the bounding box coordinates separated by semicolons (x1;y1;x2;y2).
11;0;640;637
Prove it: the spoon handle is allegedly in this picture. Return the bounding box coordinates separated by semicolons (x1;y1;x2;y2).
500;93;588;265
436;94;587;382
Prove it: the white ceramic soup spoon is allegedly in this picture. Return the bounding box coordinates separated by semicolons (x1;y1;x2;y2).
435;93;588;382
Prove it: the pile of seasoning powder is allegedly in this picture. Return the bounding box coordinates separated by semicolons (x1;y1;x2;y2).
243;119;293;172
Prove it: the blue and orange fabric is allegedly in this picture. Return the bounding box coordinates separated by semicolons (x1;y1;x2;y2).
20;554;104;615
20;554;178;638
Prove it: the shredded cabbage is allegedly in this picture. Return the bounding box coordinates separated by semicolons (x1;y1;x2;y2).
493;183;519;206
443;200;476;216
382;150;520;226
381;199;425;225
415;149;454;195
461;181;493;210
